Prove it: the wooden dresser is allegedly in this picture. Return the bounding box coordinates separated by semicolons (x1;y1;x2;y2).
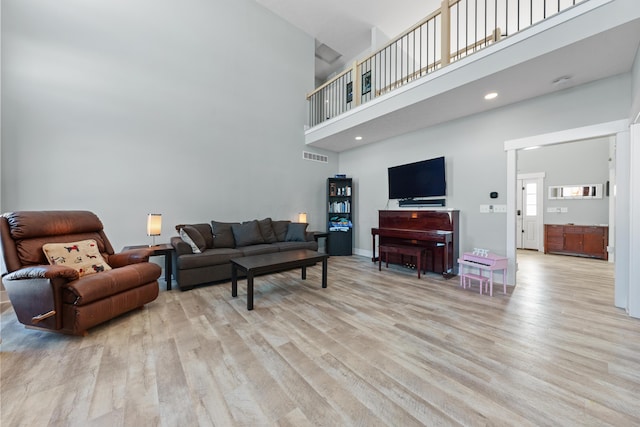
544;224;608;260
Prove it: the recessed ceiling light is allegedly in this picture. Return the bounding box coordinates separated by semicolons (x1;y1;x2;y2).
484;92;498;100
355;136;363;140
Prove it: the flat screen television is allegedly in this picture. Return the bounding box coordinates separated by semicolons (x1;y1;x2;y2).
388;156;446;199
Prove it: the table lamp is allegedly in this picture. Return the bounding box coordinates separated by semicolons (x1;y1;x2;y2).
147;213;162;246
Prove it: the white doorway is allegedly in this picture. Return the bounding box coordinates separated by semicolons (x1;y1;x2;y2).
505;119;636;316
516;173;544;251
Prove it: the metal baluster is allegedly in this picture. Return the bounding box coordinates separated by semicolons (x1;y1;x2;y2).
475;0;479;52
484;0;487;49
465;0;469;57
400;37;402;84
505;0;508;37
530;0;533;26
420;24;423;76
375;54;379;98
496;0;500;39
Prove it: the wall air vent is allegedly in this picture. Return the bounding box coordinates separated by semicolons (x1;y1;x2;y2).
303;151;328;163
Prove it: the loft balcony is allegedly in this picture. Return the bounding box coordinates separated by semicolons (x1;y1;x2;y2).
305;0;640;152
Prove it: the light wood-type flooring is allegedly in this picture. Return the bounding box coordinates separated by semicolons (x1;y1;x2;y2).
1;251;639;426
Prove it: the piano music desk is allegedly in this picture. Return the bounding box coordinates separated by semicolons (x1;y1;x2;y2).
457;252;508;296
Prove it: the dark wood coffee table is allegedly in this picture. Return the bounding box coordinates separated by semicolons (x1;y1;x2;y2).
231;249;329;310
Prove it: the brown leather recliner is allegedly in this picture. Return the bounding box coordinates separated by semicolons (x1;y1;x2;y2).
0;210;161;336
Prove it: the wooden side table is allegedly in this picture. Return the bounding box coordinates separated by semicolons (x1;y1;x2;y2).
122;243;174;290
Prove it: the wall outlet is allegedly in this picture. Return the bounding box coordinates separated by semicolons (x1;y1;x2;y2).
560;207;568;213
494;204;507;213
480;204;491;213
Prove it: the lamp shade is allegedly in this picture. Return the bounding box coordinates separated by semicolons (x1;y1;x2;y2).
147;213;162;236
298;212;307;223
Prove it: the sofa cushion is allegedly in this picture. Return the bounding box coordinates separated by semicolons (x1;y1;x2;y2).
285;223;308;242
65;262;160;305
42;239;112;277
177;248;243;270
257;218;278;244
239;244;279;257
211;221;240;248
272;220;291;242
273;241;318;251
180;226;206;253
232;220;265;247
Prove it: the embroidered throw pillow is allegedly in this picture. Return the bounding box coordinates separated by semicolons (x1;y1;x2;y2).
42;239;112;277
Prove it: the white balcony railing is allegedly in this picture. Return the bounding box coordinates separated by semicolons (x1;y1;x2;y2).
307;0;586;128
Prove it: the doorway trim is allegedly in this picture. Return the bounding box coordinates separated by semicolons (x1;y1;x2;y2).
505;119;632;313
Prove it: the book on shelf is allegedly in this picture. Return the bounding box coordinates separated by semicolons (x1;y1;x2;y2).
329;200;351;213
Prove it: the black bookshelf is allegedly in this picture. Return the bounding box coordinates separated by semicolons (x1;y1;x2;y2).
327;177;353;256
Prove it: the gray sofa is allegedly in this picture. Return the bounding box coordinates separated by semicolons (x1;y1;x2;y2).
170;218;318;291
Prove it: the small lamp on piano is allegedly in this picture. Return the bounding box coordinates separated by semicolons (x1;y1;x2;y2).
146;213;162;247
297;212;308;223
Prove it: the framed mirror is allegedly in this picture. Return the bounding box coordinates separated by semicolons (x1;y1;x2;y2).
548;183;603;199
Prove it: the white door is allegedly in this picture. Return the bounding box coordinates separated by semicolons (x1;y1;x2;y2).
517;177;543;250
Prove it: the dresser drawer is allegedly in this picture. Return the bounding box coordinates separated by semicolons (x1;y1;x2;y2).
545;225;564;236
583;226;605;235
563;226;583;234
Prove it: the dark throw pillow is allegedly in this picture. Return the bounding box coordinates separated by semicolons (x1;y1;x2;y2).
285;222;308;242
231;220;265;247
257;218;278;244
211;221;240;248
272;220;291;242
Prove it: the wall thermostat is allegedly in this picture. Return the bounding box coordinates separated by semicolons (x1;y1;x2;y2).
490;192;498;199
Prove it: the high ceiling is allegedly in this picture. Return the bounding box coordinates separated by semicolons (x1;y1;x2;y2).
255;0;442;81
256;0;640;152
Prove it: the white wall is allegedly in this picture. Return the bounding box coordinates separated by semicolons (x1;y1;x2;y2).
631;43;640;124
517;138;610;225
1;0;336;251
340;74;630;258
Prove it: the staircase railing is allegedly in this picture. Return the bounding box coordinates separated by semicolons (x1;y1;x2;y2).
307;0;586;128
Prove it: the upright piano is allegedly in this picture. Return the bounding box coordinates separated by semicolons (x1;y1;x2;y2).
371;210;459;275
